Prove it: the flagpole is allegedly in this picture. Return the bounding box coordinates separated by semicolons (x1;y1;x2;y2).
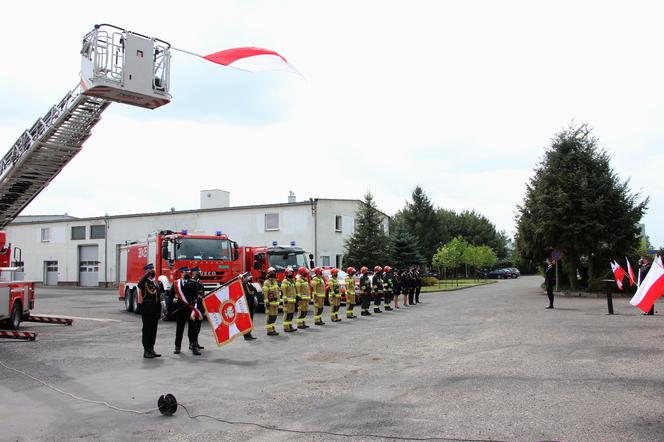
171;46;205;58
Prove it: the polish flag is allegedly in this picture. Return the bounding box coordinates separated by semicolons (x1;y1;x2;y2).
625;257;636;287
611;261;626;290
203;47;300;75
630;256;664;313
203;277;253;347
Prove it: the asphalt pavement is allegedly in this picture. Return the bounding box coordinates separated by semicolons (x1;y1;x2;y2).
1;276;663;441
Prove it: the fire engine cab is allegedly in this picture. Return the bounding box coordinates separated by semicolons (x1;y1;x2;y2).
118;230;242;313
0;232;34;330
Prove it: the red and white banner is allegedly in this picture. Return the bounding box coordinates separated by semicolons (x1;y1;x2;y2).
630;256;664;313
626;257;636;287
203;278;253;347
203;47;300;75
611;261;626;290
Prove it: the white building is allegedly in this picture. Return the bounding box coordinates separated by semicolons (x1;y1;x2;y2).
5;192;390;286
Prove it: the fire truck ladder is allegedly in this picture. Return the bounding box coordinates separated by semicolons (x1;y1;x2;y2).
0;89;110;229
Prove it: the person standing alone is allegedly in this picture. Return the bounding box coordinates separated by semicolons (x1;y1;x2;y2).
138;263;163;359
544;258;555;309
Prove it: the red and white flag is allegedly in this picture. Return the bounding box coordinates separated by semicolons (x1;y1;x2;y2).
625;257;636;287
203;278;253;347
611;261;626;290
630;256;664;313
203;47;300;75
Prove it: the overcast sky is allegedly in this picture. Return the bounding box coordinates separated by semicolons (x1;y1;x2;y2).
1;1;662;247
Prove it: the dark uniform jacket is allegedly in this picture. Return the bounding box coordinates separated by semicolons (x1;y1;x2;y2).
359;274;371;295
544;264;555;287
372;273;384;293
138;274;163;315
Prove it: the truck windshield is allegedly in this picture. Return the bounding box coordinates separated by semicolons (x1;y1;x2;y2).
268;252;307;271
175;238;232;260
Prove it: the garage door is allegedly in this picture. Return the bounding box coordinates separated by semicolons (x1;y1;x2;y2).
44;261;58;286
79;246;99;287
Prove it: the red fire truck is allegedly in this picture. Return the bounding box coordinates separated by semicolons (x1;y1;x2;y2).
118;230;241;313
0;232;35;330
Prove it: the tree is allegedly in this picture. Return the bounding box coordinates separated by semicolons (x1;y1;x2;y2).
389;223;424;269
432;236;468;281
514;123;648;289
401;186;441;266
344;192;390;268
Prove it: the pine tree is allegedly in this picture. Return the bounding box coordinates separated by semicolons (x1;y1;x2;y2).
402;186;440;266
344;192;390;268
390;223;424;269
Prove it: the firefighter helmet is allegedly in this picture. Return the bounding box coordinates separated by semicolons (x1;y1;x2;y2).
384;266;392;273
285;267;294;277
346;267;356;275
267;267;276;277
331;268;339;276
374;265;382;273
298;266;308;276
313;267;322;275
360;266;368;274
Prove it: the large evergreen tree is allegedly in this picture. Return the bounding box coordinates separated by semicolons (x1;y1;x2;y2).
515;123;648;289
401;186;440;266
344;192;390;268
389;223;424;269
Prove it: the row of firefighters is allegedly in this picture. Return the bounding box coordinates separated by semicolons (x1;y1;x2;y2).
136;264;423;358
260;265;424;336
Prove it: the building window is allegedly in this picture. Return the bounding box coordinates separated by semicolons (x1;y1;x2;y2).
71;226;86;240
90;225;106;239
41;228;50;242
335;254;343;268
335;215;342;232
265;213;279;231
320;256;330;267
45;261;58;272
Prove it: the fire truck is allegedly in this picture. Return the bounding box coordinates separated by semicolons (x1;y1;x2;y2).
119;230;242;314
0;24;173;334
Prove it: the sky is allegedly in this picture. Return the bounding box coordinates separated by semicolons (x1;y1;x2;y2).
1;0;663;247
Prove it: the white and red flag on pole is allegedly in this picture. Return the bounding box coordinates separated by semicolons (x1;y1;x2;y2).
630;256;664;313
172;45;301;75
611;261;626;290
625;257;636;287
203;277;253;347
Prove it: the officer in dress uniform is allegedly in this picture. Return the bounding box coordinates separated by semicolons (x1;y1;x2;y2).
311;267;326;325
189;267;205;351
281;267;298;332
173;266;203;355
295;266;311;329
328;268;342;322
414;266;423;304
359;266;372;316
345;267;358;319
372;266;384;313
393;269;402;308
406;267;416;306
241;273;258;340
382;266;394;311
263;267;280;336
138;263;163;359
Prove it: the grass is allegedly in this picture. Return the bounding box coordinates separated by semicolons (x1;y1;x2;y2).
420;279;495;292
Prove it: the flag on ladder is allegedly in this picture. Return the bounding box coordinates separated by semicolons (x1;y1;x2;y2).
611;261;626;290
203;277;253;347
630;256;664;313
625;257;636;287
203;47;301;75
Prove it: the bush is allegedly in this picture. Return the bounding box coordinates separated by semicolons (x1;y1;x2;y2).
422;276;439;286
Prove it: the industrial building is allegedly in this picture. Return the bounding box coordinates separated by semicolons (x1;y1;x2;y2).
4;191;390;286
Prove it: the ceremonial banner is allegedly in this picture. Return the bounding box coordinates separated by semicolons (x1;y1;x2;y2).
630;256;664;313
203;47;300;75
611;261;625;290
203;278;253;347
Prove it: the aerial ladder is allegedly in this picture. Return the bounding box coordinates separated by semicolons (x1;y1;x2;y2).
0;24;173;335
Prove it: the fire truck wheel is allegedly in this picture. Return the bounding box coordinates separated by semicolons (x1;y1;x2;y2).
9;302;21;330
125;288;134;312
131;289;140;314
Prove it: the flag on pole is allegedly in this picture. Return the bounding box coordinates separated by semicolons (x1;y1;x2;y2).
630;256;664;313
203;47;300;75
611;261;626;290
625;257;636;287
203;277;253;347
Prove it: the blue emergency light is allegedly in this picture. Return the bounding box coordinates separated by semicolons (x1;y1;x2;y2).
290;240;296;246
181;229;187;235
272;240;278;246
215;230;222;236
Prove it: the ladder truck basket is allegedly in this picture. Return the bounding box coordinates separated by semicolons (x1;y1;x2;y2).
80;24;172;109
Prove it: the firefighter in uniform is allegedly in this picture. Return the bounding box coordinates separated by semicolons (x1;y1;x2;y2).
281;267;298;332
382;266;394;311
189;267;205;351
138;263;163;359
372;266;384;313
311;267;326;325
242;273;257;340
263;267;280;336
295;266;311;329
359;266;372;316
328;268;342;322
345;267;358;319
173;266;203;355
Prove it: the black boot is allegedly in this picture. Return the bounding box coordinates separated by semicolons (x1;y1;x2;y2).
151;349;162;357
174;346;181;354
144;350;155;359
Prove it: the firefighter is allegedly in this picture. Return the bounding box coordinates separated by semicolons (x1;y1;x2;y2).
138;263;163;359
328;268;342;322
345;267;358;319
359;266;372;316
188;267;205;351
382;266;394;311
281;267;298;332
263;267;280;336
173;266;203;355
372;266;384;313
295;266;311;329
241;273;257;340
311;267;326;325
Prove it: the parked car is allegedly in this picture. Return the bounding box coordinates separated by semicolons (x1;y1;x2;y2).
505;267;520;278
425;271;443;279
486;268;512;279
